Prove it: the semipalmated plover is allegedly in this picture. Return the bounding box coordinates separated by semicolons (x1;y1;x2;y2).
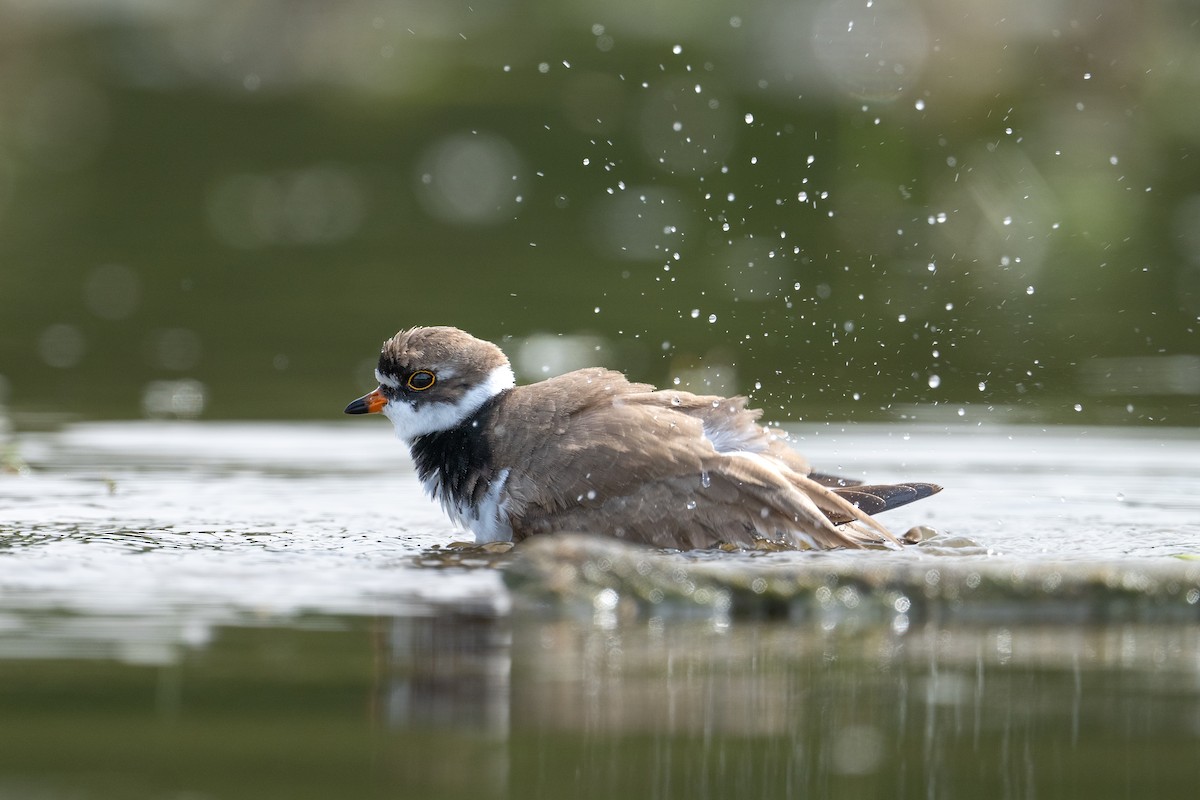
345;326;940;550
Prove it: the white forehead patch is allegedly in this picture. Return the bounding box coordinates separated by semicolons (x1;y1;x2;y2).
375;369;400;389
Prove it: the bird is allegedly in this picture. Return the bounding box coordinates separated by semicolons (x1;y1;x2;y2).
344;326;941;550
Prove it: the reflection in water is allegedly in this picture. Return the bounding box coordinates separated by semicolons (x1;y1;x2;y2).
382;608;513;796
383;607;511;738
2;605;1198;797
375;606;1200;799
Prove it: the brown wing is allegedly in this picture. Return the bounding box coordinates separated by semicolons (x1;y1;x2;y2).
491;372;895;549
613;388;818;476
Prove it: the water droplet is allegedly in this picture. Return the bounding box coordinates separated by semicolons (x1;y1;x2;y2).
686;499;698;510
708;313;717;323
744;112;754;124
914;98;926;111
700;472;711;488
927;374;941;389
1073;403;1083;412
1026;285;1035;295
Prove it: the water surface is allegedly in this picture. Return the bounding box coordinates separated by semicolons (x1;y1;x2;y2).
1;422;1198;798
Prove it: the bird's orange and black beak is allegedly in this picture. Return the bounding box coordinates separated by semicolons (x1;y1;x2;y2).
344;387;387;415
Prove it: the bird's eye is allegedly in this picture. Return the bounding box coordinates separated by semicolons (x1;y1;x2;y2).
406;370;436;391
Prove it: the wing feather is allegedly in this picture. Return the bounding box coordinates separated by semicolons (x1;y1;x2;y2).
491;371;900;549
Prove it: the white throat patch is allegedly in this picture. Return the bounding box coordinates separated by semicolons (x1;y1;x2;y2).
383;363;515;442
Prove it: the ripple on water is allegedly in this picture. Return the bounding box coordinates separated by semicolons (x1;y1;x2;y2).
0;421;1198;640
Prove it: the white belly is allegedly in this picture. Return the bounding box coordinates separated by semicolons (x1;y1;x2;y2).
423;468;513;543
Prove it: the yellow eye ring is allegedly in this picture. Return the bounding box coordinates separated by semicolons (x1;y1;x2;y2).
406;370;436;391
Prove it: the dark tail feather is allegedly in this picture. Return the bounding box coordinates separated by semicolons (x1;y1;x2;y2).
825;482;942;524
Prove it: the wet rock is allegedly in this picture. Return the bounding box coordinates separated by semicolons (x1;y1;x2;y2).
503;533;1200;624
901;525;939;543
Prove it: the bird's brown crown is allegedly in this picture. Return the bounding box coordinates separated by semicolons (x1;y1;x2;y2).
378;326;509;387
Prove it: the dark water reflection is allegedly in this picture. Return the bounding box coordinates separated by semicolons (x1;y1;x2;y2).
4;608;1196;799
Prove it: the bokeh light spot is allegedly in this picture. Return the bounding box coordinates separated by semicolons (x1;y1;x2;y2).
85;264;141;321
38;324;86;369
638;77;736;175
207;165;365;248
142;379;207;419
415;132;525;225
591;186;692;261
148;328;203;371
811;0;929;102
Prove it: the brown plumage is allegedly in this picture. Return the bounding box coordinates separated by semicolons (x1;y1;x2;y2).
345;327;941;550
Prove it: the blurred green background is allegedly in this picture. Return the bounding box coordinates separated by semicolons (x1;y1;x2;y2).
1;0;1198;425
